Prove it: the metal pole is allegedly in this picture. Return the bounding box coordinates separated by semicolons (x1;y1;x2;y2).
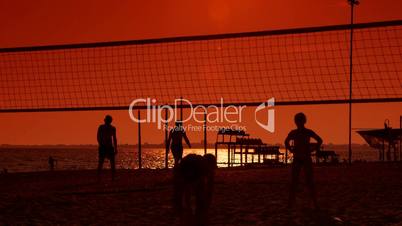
180;96;183;122
382;139;385;161
165;108;169;168
285;148;288;165
215;143;218;164
228;144;231;167
348;0;359;165
138;110;142;169
204;111;207;155
240;143;243;166
400;116;401;161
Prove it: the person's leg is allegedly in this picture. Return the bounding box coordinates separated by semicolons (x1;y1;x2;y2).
110;153;116;180
172;147;182;168
172;167;183;213
304;159;318;209
178;146;183;164
195;180;208;226
182;187;193;226
288;160;302;208
97;147;105;176
171;147;178;167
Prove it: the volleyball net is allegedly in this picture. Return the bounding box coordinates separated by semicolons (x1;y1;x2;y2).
0;20;401;112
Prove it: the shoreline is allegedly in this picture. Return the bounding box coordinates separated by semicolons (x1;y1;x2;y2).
0;160;393;175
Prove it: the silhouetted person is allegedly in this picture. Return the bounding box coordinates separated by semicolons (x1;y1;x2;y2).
48;156;56;171
167;121;191;167
97;115;118;180
173;154;217;226
285;112;322;209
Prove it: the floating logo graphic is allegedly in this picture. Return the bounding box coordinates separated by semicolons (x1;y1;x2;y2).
254;98;275;133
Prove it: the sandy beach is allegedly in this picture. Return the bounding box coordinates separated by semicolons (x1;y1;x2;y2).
0;162;401;226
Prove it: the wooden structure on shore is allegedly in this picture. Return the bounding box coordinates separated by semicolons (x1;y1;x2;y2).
356;118;402;161
214;128;282;167
312;150;339;164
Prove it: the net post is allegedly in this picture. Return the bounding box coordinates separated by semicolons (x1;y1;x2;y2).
165;108;169;169
215;143;218;166
138;110;142;169
180;96;183;122
348;0;359;165
204;110;207;155
285;148;288;165
400;115;401;161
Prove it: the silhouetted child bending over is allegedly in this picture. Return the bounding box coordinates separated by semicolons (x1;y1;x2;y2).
173;154;217;226
285;112;322;209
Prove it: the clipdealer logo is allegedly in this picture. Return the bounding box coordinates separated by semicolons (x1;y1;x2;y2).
128;97;275;133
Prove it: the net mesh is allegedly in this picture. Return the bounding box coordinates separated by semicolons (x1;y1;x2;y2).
0;22;401;111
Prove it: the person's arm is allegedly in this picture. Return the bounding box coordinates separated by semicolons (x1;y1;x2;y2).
284;131;293;152
97;126;102;145
113;127;118;155
310;130;323;148
183;132;191;148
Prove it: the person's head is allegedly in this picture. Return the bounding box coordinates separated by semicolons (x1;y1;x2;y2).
104;115;113;125
175;121;182;128
294;112;306;128
203;154;217;171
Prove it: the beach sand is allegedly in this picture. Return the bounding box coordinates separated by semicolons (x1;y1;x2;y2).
0;162;402;225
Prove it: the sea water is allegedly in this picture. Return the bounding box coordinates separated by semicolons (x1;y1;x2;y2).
0;146;380;173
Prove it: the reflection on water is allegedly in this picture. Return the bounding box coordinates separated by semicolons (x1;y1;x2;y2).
0;146;379;172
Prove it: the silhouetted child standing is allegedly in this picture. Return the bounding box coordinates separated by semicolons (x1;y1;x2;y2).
48;156;56;171
167;121;191;167
97;115;118;180
285;112;322;209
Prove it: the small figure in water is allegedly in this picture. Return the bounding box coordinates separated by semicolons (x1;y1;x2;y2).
167;121;191;167
48;156;56;171
285;112;322;209
97;115;118;180
173;154;217;226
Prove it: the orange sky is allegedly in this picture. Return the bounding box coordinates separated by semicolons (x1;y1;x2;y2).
0;0;401;145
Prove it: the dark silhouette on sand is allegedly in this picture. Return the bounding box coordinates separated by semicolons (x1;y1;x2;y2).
97;115;118;180
173;154;217;226
285;112;322;209
167;121;191;167
48;156;56;171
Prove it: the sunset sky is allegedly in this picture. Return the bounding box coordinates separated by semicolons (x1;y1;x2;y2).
0;0;401;145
